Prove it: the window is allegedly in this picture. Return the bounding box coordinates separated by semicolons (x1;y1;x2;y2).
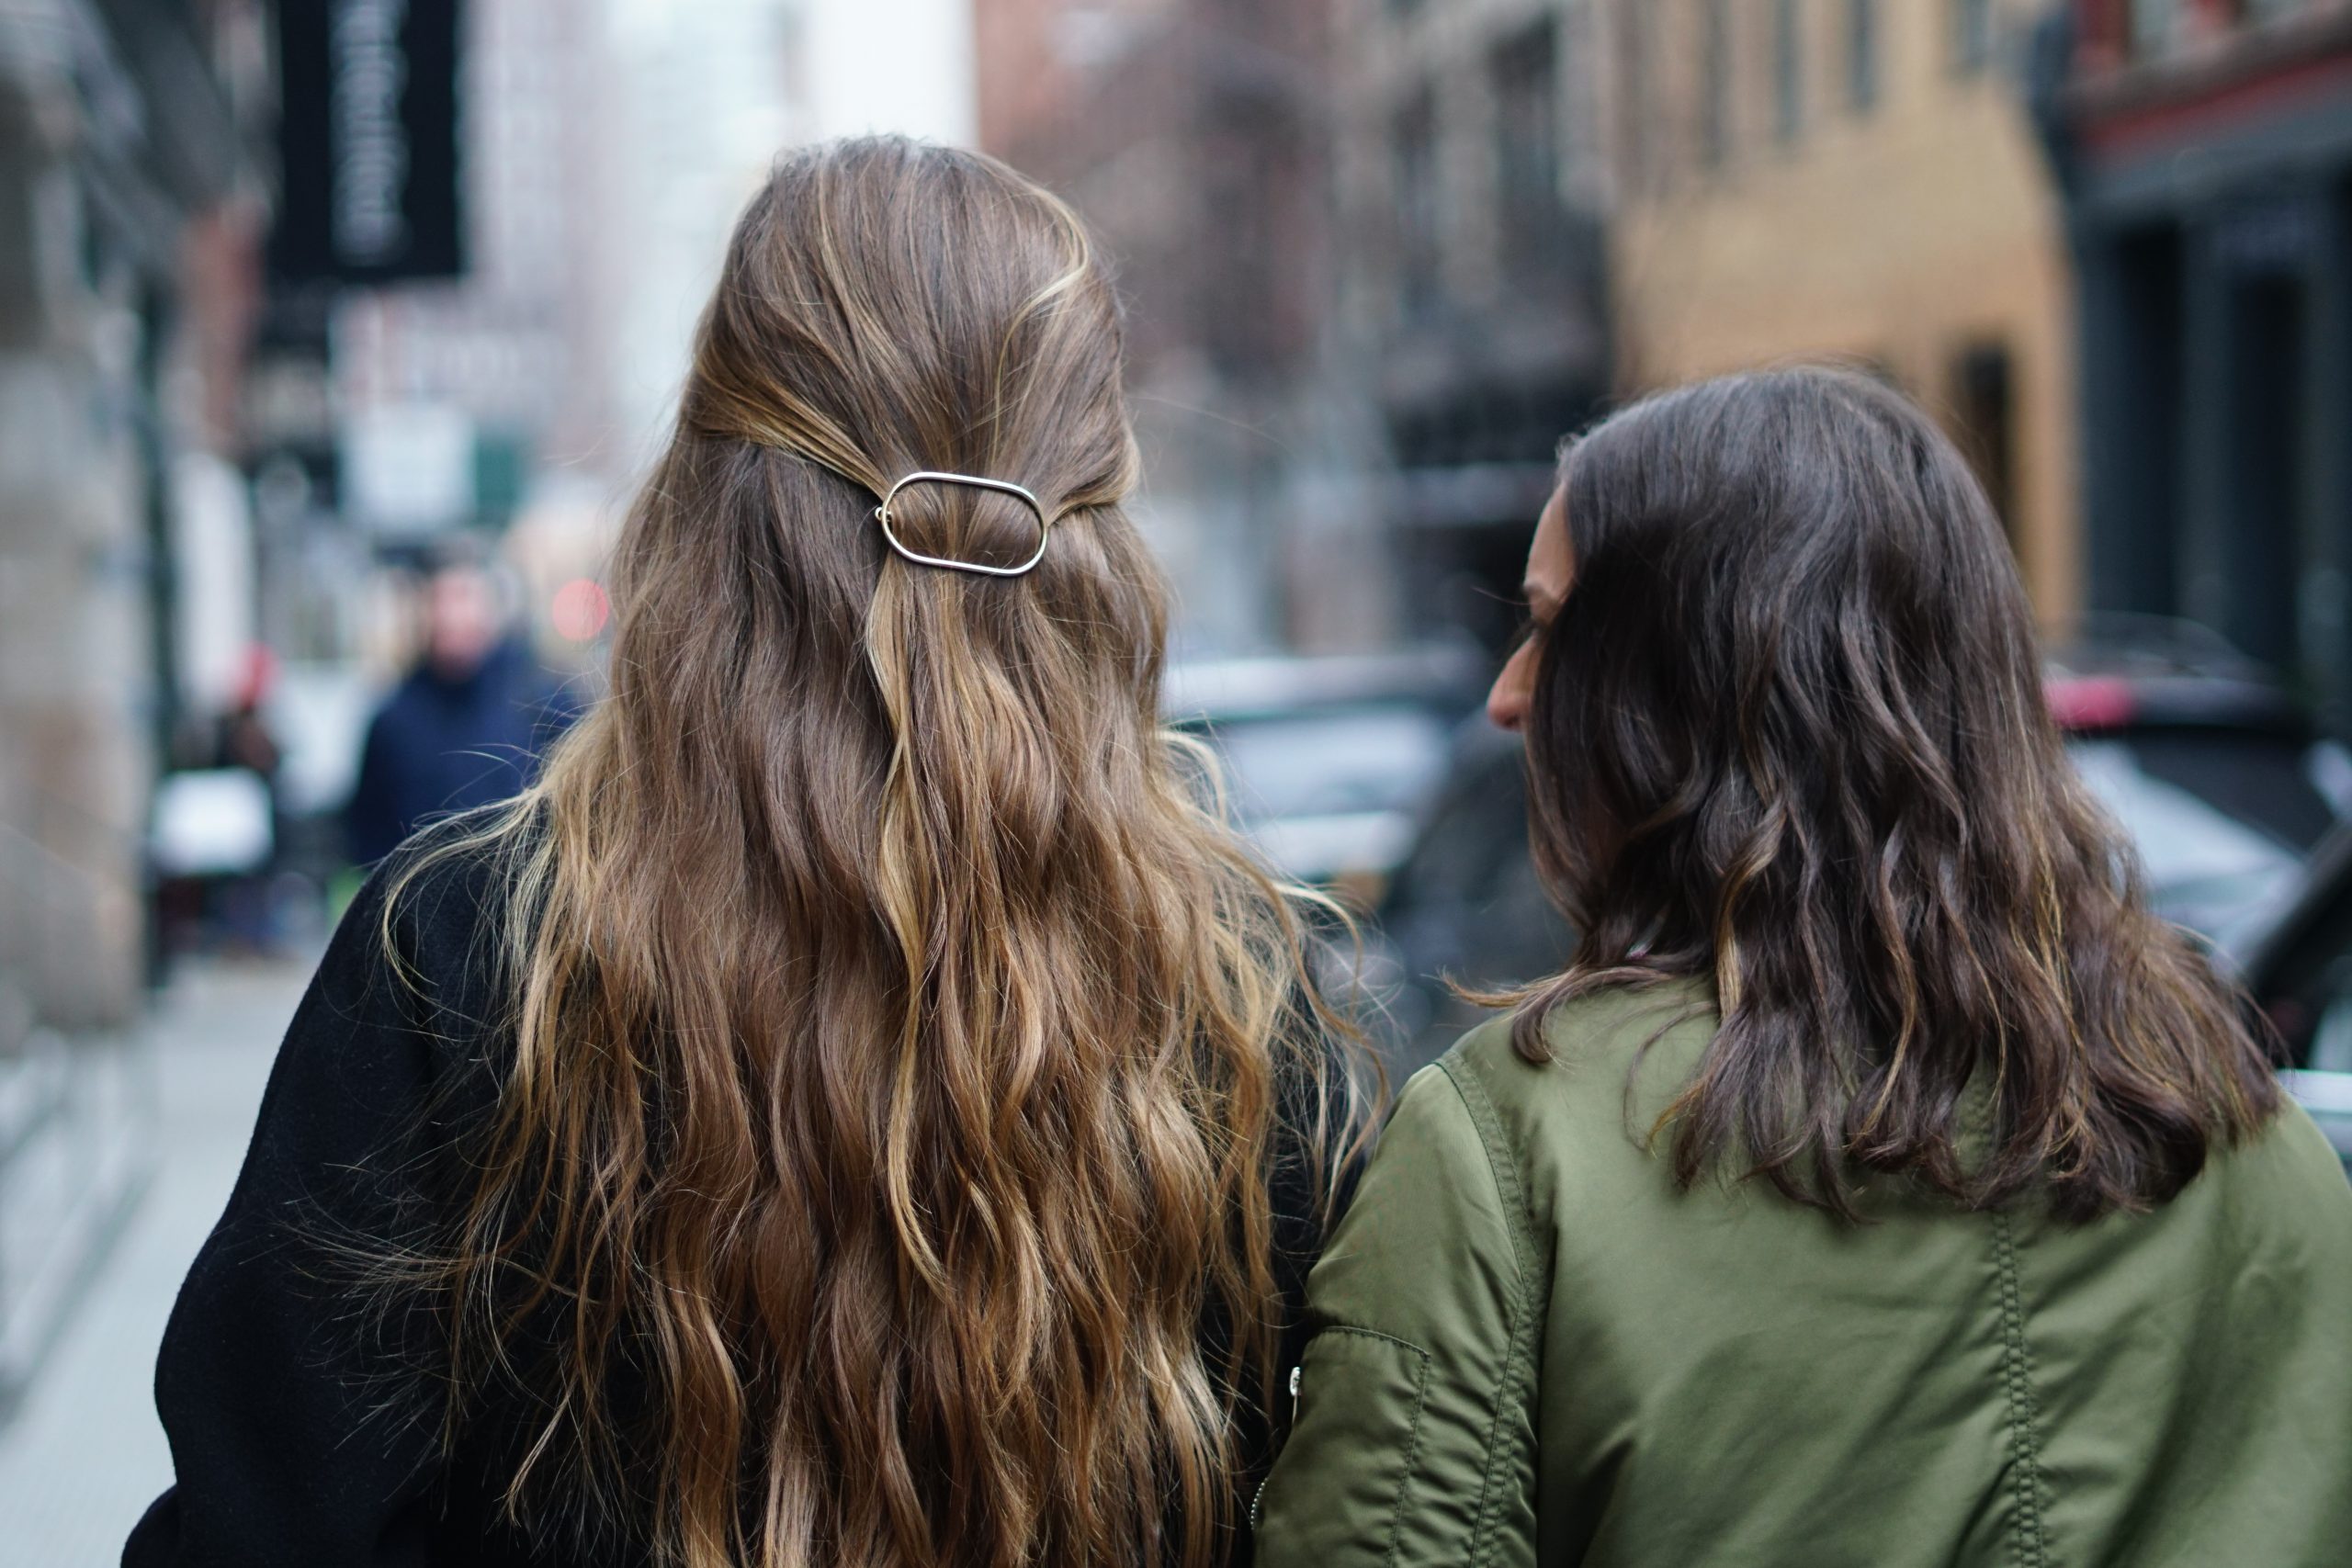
1394;91;1442;320
1953;0;1995;73
1701;0;1732;168
1847;0;1879;112
1623;1;1661;191
2129;0;2180;57
1951;343;2017;545
1557;4;1592;166
1493;24;1562;279
1774;0;1804;142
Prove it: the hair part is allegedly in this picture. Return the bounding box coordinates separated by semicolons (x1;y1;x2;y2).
1505;365;2278;1223
384;137;1366;1568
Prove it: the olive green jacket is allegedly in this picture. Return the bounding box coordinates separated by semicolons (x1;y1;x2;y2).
1255;981;2352;1568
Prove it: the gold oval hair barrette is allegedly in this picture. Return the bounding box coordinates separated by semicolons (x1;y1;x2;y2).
873;471;1052;579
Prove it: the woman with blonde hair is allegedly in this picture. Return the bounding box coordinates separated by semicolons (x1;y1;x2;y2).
128;138;1363;1568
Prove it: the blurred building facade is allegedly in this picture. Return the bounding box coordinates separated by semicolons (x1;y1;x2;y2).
332;0;602;521
595;0;977;482
299;0;628;702
2056;0;2352;714
1242;0;2085;651
1592;0;2079;623
319;0;979;677
1325;0;1612;650
0;0;271;1401
0;0;270;1026
975;0;1396;652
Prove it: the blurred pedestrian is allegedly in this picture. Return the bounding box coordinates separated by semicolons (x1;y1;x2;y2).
127;138;1368;1568
152;645;288;956
213;644;285;786
209;645;287;951
1256;367;2352;1566
344;541;582;866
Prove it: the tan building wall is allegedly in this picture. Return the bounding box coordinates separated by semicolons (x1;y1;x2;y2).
1595;0;2078;625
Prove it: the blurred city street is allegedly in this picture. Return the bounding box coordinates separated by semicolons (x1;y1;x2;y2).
0;960;308;1568
5;0;2352;1551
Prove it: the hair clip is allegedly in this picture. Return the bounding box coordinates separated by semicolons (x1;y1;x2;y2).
873;471;1051;578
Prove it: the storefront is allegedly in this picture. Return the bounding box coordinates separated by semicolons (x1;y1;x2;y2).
2059;6;2352;718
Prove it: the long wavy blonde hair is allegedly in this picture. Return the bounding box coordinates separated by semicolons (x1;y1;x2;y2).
389;139;1362;1567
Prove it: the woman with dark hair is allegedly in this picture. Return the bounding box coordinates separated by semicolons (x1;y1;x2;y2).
127;138;1366;1568
1256;367;2352;1566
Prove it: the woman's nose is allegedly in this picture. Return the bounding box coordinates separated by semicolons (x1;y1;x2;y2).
1487;649;1531;732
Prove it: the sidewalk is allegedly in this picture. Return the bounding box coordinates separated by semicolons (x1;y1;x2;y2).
0;958;311;1567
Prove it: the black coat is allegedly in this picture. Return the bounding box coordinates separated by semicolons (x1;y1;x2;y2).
344;642;582;867
124;823;1350;1566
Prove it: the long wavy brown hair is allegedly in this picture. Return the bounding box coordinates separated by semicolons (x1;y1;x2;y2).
386;138;1360;1568
1509;366;2278;1223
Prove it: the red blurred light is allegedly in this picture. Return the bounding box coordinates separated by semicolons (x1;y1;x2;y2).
2044;674;2135;732
551;578;610;642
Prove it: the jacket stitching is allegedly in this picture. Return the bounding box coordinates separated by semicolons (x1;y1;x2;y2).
1374;1336;1433;1568
1241;1335;1420;1532
1991;1211;2051;1568
1261;1327;1432;1545
1315;1324;1431;1359
1438;1053;1541;1568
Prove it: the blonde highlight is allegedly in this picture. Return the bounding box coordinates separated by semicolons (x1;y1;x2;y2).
384;139;1366;1568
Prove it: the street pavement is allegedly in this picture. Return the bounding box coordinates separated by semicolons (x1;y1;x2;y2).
0;957;312;1568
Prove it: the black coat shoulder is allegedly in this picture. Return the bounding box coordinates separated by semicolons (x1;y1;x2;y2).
124;815;545;1568
126;811;1358;1566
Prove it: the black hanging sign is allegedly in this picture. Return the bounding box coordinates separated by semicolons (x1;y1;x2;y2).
272;0;464;283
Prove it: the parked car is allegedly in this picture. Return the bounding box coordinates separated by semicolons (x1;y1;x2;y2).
1344;720;1562;1070
2045;622;2345;952
1165;647;1484;893
2229;829;2352;1171
1363;625;2349;1076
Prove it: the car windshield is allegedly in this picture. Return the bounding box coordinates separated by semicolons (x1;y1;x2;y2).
1205;705;1453;824
2066;738;2314;949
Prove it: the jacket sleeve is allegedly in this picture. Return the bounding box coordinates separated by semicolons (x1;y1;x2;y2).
1252;1057;1540;1568
122;862;458;1567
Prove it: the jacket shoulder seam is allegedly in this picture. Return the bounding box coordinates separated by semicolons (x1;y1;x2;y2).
1990;1211;2052;1568
1433;1046;1533;1280
1434;1054;1541;1567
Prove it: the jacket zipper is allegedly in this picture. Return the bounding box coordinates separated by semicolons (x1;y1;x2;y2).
1250;1366;1303;1532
